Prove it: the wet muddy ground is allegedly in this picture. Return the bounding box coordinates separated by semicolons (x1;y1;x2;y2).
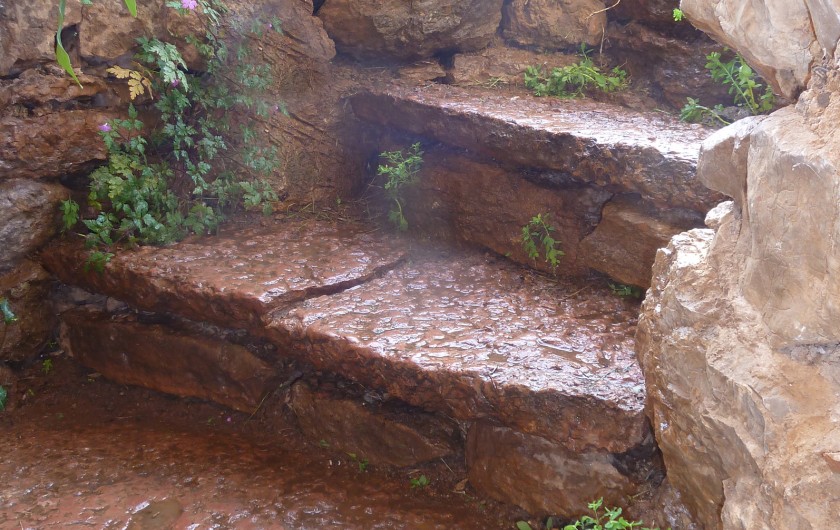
1;356;527;529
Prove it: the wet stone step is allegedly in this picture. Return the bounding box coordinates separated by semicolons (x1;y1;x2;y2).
43;218;407;330
268;247;647;454
350;83;723;212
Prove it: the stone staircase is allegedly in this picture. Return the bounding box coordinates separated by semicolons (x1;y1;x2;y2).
351;83;721;287
44;89;715;518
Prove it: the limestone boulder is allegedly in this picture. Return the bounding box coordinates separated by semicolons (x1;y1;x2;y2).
0;180;68;273
318;0;503;60
502;0;607;49
679;0;831;99
637;69;840;529
741;110;840;347
0;261;56;362
695;115;766;212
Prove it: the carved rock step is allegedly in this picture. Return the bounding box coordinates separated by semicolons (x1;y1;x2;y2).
350;83;722;212
43;218;408;331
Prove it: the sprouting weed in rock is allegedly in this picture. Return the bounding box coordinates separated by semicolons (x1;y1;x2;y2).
61;0;282;267
377;143;423;232
347;452;369;472
672;8;684;22
42;359;54;376
524;45;628;99
409;475;430;489
681;51;775;125
609;283;644;299
0;385;7;411
559;498;667;530
521;213;564;272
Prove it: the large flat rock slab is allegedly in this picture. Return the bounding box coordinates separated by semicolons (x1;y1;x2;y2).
269;248;647;454
42;218;407;330
350;84;723;211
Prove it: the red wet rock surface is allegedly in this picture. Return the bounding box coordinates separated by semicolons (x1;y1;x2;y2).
271;248;647;453
42;218;406;330
350;83;723;211
42;217;646;454
0;358;523;529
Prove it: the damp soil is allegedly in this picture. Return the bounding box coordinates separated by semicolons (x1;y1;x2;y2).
0;356;528;529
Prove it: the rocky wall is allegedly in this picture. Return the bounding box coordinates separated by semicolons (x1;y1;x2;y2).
638;6;840;526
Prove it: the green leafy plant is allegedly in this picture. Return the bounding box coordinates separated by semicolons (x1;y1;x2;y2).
42;359;54;376
680;51;775;125
524;45;628;98
0;385;7;411
377;143;423;232
609;283;644;298
409;475;430;489
679;97;729;126
672;8;684;22
62;0;282;264
562;498;663;530
521;213;564;271
516;518;559;530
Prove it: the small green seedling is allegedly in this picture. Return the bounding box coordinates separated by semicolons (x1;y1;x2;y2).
347;453;369;472
42;359;54;375
673;8;684;21
0;385;7;411
378;143;423;231
609;283;644;298
521;213;564;271
410;475;430;489
562;498;666;530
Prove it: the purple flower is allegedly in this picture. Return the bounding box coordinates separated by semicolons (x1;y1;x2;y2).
181;0;197;10
268;23;273;29
98;123;112;133
171;78;180;88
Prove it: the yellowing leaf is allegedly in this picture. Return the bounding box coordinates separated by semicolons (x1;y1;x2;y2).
107;65;132;79
128;78;146;100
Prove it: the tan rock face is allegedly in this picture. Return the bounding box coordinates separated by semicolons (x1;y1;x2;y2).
680;0;825;99
318;0;503;60
502;0;607;49
638;68;840;529
60;308;277;412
